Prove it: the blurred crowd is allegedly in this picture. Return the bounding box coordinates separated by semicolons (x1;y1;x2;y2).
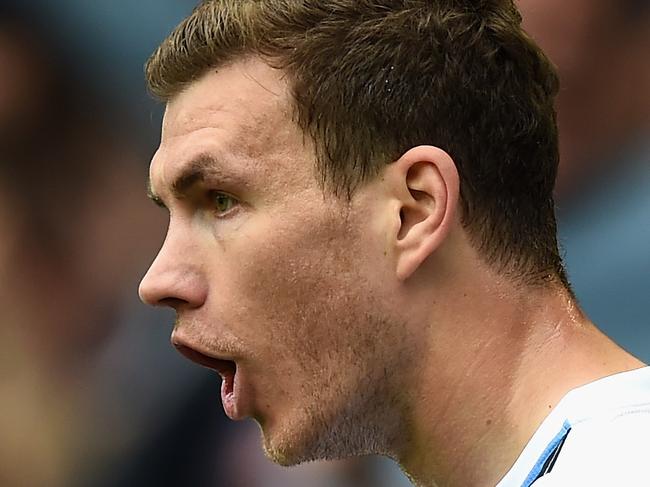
0;1;647;486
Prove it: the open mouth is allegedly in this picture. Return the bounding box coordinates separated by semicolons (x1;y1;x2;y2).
173;343;237;393
171;339;245;419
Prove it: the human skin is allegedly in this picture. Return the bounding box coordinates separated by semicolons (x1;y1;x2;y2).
140;57;419;464
139;57;644;487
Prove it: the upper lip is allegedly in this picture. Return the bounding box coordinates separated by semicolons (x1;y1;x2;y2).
171;333;237;377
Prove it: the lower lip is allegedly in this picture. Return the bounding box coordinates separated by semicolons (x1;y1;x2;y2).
220;370;244;420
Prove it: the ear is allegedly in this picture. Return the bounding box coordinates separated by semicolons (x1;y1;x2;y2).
388;145;460;281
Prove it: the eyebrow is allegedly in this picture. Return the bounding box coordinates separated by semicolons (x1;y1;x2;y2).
147;154;225;208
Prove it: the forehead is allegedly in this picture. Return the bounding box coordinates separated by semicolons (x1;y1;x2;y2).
164;57;291;140
150;57;308;193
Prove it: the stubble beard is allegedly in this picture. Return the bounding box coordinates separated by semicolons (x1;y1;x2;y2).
260;318;409;467
247;202;413;467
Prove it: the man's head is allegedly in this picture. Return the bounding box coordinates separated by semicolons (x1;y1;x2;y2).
140;0;566;466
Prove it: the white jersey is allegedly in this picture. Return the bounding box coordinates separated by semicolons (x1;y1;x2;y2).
496;366;650;487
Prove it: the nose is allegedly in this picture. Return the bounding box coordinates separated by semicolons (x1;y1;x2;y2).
138;233;208;310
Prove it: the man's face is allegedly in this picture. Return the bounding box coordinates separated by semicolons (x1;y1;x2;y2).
139;58;411;464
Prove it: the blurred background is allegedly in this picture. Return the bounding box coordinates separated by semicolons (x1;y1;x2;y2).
0;1;647;486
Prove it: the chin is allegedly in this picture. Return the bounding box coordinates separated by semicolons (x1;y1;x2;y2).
260;434;307;467
263;443;299;467
258;419;320;467
256;402;380;467
254;409;338;467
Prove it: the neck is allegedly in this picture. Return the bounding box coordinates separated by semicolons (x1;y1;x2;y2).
394;275;644;487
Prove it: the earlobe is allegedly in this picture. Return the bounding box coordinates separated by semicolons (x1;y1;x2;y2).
392;146;459;281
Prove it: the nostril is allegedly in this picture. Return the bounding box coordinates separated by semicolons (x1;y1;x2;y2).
159;296;189;309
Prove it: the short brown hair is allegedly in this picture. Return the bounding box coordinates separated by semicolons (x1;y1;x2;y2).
146;0;568;287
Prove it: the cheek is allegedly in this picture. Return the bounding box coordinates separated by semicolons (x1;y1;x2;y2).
222;216;365;372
